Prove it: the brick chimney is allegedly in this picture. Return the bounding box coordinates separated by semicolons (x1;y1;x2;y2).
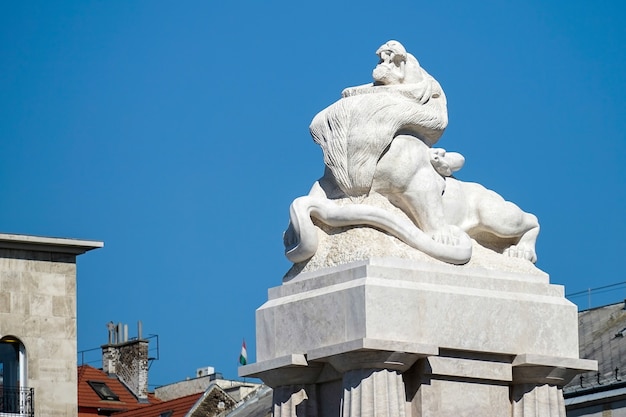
102;322;149;401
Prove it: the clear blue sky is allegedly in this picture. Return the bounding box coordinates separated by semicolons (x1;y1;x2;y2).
1;1;625;386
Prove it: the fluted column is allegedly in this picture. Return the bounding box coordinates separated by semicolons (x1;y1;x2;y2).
273;384;318;417
341;368;406;417
510;354;593;417
511;384;565;417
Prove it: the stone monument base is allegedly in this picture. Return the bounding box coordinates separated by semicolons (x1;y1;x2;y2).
241;258;596;417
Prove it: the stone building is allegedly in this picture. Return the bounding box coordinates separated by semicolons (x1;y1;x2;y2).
155;367;260;403
565;301;626;416
0;233;102;416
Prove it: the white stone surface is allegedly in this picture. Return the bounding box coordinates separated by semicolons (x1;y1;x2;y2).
409;354;515;416
284;40;539;266
258;258;574;363
243;257;596;416
306;338;438;367
412;376;511;417
426;356;512;382
341;369;406;417
512;384;566;417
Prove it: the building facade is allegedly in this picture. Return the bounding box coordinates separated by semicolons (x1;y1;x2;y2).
0;233;102;416
565;301;626;416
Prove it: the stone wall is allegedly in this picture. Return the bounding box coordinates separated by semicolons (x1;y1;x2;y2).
0;234;101;417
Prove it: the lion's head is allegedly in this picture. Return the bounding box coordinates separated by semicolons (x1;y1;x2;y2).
373;40;425;86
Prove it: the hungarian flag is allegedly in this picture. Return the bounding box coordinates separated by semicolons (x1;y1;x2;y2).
239;339;248;366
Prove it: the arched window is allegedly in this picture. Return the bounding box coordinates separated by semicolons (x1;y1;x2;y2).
0;336;29;415
0;337;26;389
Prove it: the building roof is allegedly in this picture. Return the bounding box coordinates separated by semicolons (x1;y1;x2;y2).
114;392;202;417
0;233;103;254
78;365;161;416
565;301;626;396
115;384;238;417
224;385;272;417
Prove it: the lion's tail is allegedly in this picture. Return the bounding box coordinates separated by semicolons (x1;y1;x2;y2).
285;196;472;265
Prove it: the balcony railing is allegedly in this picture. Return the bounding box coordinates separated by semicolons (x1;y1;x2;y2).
0;387;34;417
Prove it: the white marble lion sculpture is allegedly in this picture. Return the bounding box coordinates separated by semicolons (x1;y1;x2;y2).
284;41;539;265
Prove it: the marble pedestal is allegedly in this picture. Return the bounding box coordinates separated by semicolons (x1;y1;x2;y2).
240;258;596;417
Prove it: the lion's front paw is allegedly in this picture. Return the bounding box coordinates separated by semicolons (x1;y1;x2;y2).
503;245;537;263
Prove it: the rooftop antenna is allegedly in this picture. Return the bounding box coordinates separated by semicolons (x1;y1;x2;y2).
107;321;115;344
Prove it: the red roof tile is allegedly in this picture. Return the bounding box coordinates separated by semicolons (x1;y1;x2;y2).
114;392;203;417
78;365;161;416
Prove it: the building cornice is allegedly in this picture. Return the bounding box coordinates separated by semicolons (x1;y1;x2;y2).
0;233;103;255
